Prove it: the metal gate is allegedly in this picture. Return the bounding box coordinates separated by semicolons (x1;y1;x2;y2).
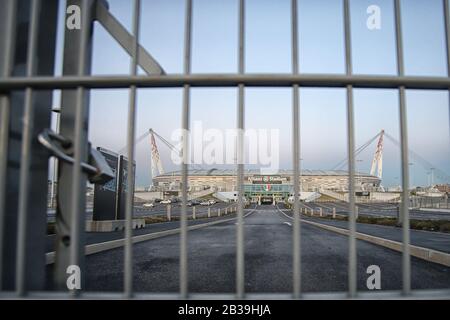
0;0;450;299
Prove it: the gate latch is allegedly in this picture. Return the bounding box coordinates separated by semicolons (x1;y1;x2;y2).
38;128;114;184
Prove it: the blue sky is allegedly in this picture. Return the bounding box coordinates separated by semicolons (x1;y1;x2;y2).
53;0;450;188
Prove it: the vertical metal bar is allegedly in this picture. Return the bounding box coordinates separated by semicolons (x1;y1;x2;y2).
291;0;301;299
70;0;90;297
2;0;58;292
0;0;17;290
445;0;450;57
54;0;93;290
399;86;410;295
15;0;41;296
343;0;357;298
394;0;411;296
124;0;141;298
444;0;450;160
180;0;192;299
236;0;245;299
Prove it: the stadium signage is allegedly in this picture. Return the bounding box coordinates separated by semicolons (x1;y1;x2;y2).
249;175;288;184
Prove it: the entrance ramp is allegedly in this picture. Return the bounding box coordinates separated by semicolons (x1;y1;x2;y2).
318;189;348;202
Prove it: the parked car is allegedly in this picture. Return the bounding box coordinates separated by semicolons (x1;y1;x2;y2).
187;200;200;206
208;199;216;205
200;200;210;206
142;203;154;208
154;198;162;203
161;199;172;204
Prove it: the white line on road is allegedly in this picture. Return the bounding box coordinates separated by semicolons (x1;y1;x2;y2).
283;221;292;226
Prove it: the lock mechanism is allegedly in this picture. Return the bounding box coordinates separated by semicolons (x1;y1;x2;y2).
38;128;114;184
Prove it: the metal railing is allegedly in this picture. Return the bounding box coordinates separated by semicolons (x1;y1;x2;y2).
0;0;450;299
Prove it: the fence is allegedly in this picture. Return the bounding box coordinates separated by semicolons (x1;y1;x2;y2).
411;195;450;209
0;0;450;299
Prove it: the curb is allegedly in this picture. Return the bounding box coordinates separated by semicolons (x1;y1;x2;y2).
418;208;450;213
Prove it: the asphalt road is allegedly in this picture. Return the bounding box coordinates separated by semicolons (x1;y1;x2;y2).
45;211;240;253
278;206;450;253
305;201;450;221
45;205;450;293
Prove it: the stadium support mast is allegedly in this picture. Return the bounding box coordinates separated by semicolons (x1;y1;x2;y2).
150;129;165;178
370;129;384;179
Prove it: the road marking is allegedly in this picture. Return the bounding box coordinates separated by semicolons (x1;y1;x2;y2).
276;206;295;221
283;222;292;226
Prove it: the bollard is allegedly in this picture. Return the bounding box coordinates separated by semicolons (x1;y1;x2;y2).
396;205;402;226
332;207;336;219
319;207;323;217
310;208;314;216
355;206;359;220
167;205;171;221
208;207;211;218
225;207;228;215
218;208;221;217
193;206;196;220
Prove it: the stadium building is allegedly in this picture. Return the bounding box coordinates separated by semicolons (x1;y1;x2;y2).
153;169;381;203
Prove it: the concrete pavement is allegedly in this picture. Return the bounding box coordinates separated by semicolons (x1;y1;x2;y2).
45;206;450;293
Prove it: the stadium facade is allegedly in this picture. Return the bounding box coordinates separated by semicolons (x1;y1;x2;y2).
153;169;381;202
